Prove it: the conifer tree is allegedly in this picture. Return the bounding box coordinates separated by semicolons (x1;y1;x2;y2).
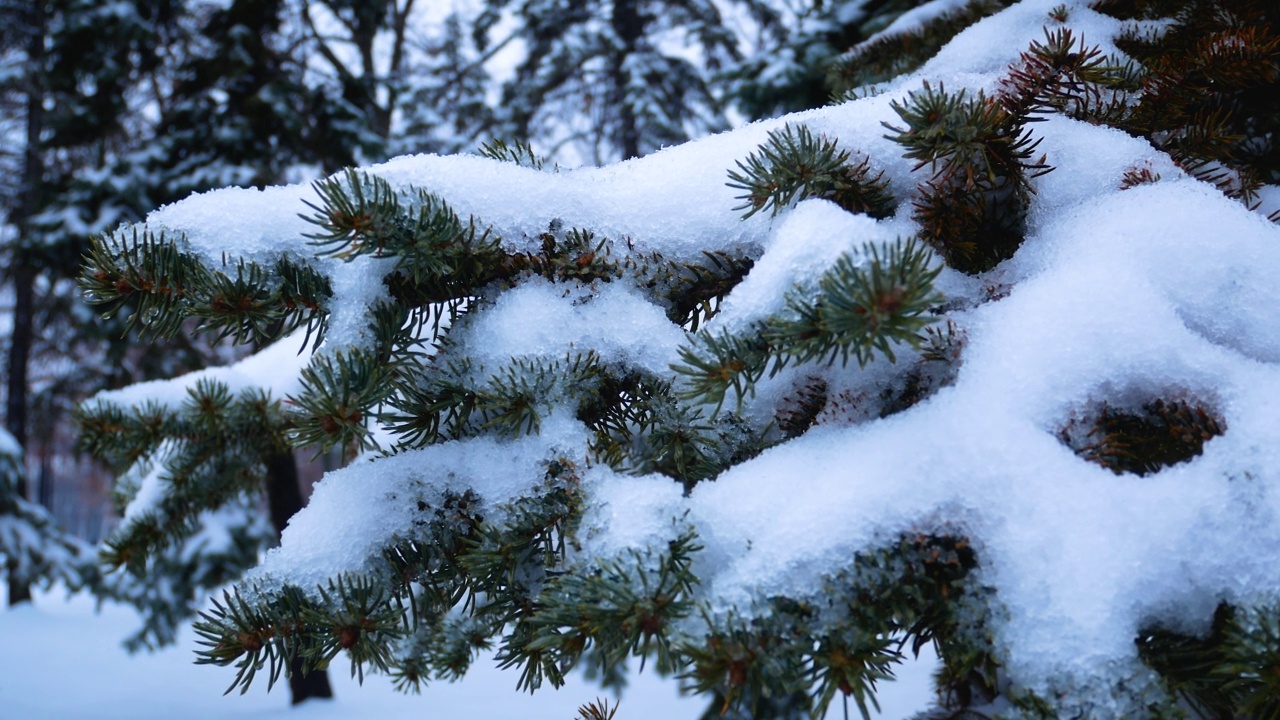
78;0;1280;718
476;0;745;162
0;0;189;604
0;429;96;599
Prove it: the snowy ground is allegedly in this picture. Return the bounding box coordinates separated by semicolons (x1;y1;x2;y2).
3;588;937;719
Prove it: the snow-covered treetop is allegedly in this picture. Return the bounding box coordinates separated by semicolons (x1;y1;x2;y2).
78;0;1280;715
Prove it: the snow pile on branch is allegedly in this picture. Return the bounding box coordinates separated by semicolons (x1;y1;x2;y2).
82;0;1280;715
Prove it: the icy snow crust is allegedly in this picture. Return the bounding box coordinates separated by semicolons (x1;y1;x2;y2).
105;0;1280;709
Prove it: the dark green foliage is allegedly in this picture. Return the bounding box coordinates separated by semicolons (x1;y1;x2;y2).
304;170;508;296
519;226;624;286
81;229;333;346
78;380;290;572
1095;0;1280;201
522;531;700;681
68;1;1280;717
1138;601;1280;719
292;350;397;452
681;533;987;720
828;0;1016;99
998;28;1136;123
885;83;1050;273
674;238;943;413
768;241;942;368
190;464;705;701
1061;397;1225;476
632;249;758;331
727;124;896;219
391;352;603;449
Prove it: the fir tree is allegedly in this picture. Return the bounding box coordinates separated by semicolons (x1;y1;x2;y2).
723;0;942;120
78;0;1280;718
0;0;189;604
0;427;96;597
476;0;745;162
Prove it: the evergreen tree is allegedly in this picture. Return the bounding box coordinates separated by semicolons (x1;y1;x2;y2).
0;0;187;604
722;0;1023;121
77;0;1280;718
0;428;96;599
151;0;368;196
394;11;498;156
477;0;744;162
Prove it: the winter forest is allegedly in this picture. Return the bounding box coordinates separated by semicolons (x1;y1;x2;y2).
3;0;1280;718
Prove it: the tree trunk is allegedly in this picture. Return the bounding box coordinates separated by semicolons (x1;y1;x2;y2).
610;0;643;160
5;0;47;608
264;451;334;704
5;266;35;606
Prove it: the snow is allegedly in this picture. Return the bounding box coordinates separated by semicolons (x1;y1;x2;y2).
0;588;937;718
85;0;1280;714
715;200;909;331
253;412;591;593
89;331;314;412
454;280;687;376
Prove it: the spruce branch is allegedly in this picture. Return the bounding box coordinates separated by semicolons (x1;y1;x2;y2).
1061;397;1226;477
1220;603;1280;718
999;28;1133;124
84;380;291;575
81;228;333;348
303;169;404;258
388;352;603;448
303;169;509;299
675;239;943;412
575;698;619;720
631;249;757;331
885;83;1050;273
193;585;311;695
80;228;209;338
827;0;1015;96
310;575;404;684
771;239;943;368
672;329;770;415
1102;0;1280;203
726;123;896;219
479;138;551;171
512;225;624;285
291;349;396;452
526;531;701;680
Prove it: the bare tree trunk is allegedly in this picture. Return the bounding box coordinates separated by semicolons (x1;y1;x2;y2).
6;0;46;608
264;452;334;703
